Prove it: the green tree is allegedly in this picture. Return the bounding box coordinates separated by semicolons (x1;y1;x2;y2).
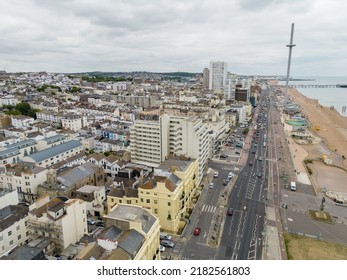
15;102;31;115
103;151;110;157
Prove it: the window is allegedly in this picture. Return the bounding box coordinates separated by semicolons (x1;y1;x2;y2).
140;198;144;202
25;182;30;186
0;236;3;241
154;200;157;204
146;199;150;203
9;240;13;245
16;225;20;231
18;235;21;240
154;209;158;214
168;202;171;206
127;200;131;204
8;231;12;236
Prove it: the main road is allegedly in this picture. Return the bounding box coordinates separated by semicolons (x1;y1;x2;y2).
216;93;270;260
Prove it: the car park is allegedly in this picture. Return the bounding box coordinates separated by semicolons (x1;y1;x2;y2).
193;227;201;236
160;240;175;248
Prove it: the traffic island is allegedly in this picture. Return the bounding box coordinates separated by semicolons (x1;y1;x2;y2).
309;210;334;224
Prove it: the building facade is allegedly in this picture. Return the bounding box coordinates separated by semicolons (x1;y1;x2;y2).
209;61;228;92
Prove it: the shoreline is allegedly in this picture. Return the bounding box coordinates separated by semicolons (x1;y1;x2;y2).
287;87;347;165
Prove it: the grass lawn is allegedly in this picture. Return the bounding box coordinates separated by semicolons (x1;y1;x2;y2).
284;233;347;260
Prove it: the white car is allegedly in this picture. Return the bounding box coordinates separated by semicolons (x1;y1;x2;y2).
209;182;214;189
214;171;219;178
160;245;165;252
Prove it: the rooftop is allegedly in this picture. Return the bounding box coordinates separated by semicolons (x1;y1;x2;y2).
106;204;157;234
24;140;82;163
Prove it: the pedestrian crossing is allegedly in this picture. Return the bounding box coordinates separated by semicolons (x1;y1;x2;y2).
201;204;217;213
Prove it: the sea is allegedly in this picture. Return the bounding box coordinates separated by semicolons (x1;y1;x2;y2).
278;76;347;116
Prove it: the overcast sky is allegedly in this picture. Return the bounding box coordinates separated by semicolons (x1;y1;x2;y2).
1;0;346;76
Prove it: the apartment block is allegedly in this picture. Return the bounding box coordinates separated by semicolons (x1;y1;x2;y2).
131;114;209;184
28;196;87;252
76;204;160;260
107;158;198;234
0;205;29;257
0;165;47;203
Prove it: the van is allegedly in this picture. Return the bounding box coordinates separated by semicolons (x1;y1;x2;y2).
160;232;172;240
290;181;296;191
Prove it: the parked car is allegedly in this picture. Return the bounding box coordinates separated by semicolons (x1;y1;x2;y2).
220;154;228;159
235;151;241;155
249;161;253;166
160;245;165;252
209;182;214;189
160;240;175;248
223;180;228;186
96;221;104;227
258;156;263;161
214;171;219;178
257;172;262;178
87;219;95;225
160;232;172;240
193;227;201;236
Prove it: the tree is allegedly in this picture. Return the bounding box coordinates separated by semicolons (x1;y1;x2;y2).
103;151;110;157
15;102;31;115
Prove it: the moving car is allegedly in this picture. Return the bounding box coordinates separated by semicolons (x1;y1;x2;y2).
193;227;201;236
209;182;214;189
227;207;234;216
257;172;262;178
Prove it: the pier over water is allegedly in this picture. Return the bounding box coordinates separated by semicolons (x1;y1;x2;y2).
286;84;347;88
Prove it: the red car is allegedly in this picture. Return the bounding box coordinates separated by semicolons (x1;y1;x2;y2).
193;227;201;235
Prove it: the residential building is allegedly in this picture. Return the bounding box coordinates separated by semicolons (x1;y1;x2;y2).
229;104;247;124
27;196;87;252
22;140;83;168
209;61;228;92
10;115;35;129
0;205;29;257
0;139;37;165
75;185;106;217
61;115;87;131
131;114;209;184
0;95;19;107
108;158;198;234
36;134;67;151
0;188;19;207
202;68;210;89
86;153;127;177
76;204;160;260
112;95;158;109
0;165;47;203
